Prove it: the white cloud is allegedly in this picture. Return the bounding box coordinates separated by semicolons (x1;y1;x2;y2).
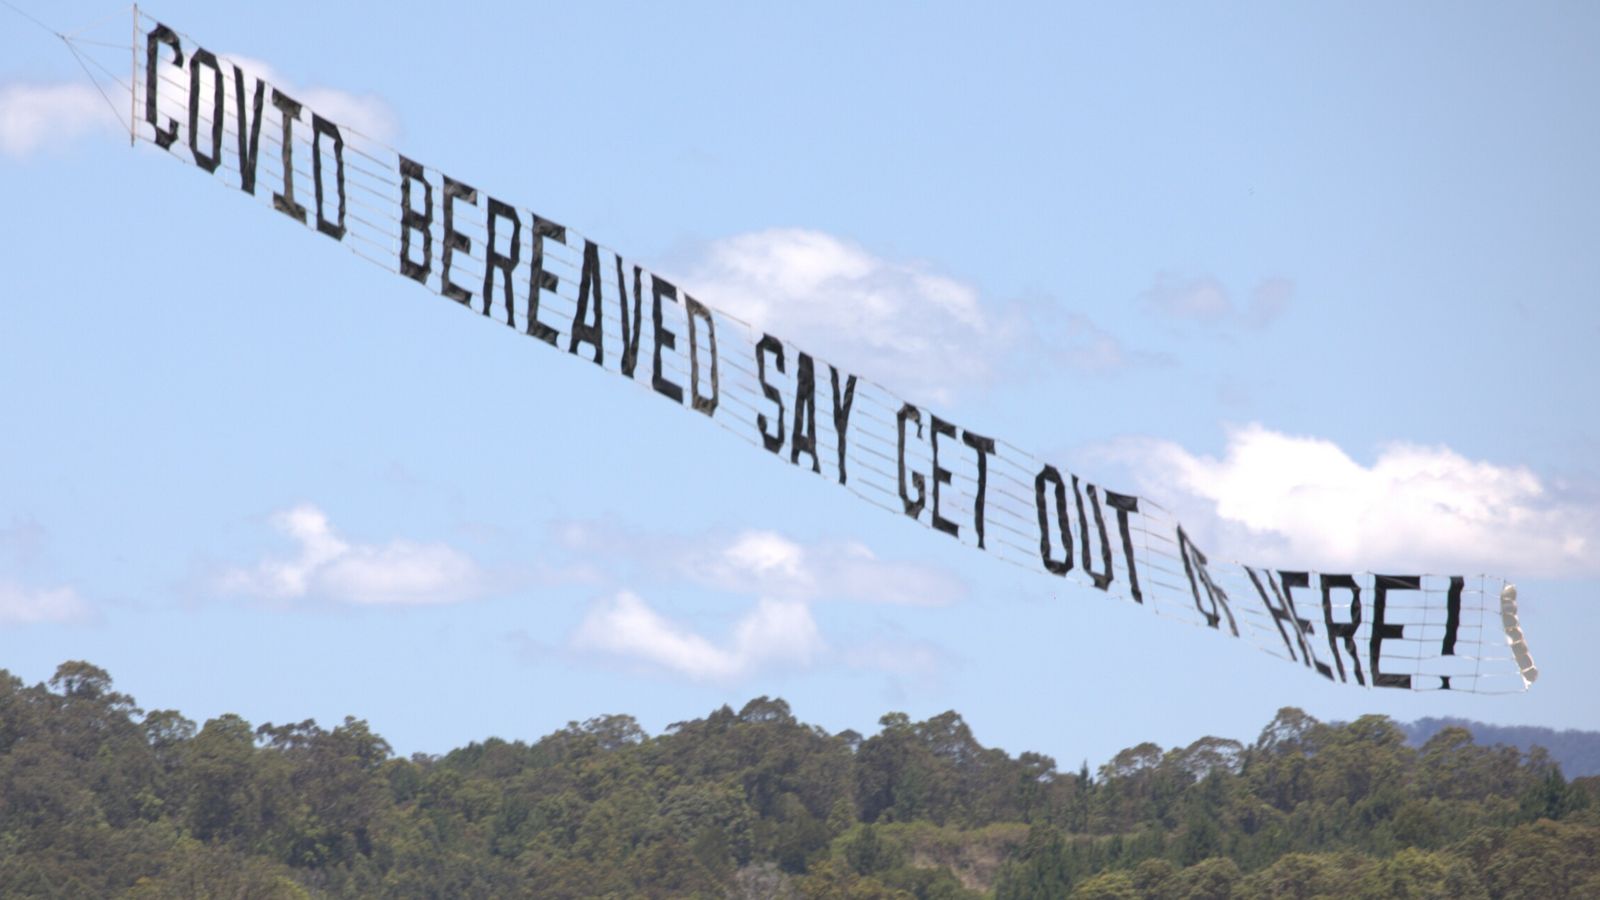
1052;312;1136;372
557;524;960;681
719;530;810;584
0;518;91;625
0;582;89;625
219;504;484;606
4;48;397;160
680;229;1017;403
559;523;966;607
1142;273;1292;329
798;540;965;608
676;229;1162;399
1111;423;1599;576
572;590;821;681
0;82;120;158
1145;274;1231;322
223;56;397;142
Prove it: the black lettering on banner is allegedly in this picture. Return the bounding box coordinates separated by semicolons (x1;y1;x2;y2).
1442;576;1463;656
144;24;182;149
397;156;432;283
897;404;925;519
1177;526;1239;635
756;335;785;453
527;216;565;345
481;198;520;322
791;353;819;472
136;20;1509;695
650;276;683;403
1073;477;1114;591
231;66;265;194
440;176;476;305
1246;567;1301;662
1104;491;1143;603
569;241;606;364
1370;575;1418;689
269;89;306;223
310;114;346;240
684;296;718;416
962;430;996;549
929;416;959;537
1320;574;1365;685
1034;464;1073;575
616;259;644;377
1279;571;1335;680
830;366;857;485
186;49;224;173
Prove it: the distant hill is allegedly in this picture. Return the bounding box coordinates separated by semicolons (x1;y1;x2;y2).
1402;717;1600;777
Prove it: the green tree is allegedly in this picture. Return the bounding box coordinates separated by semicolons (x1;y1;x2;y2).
1070;869;1138;899
1165;856;1241;900
994;825;1074;900
125;838;310;900
182;714;268;845
1356;847;1487;900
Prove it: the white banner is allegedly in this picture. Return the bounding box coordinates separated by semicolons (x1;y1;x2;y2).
131;15;1537;693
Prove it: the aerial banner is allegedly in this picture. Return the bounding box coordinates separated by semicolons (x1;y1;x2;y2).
131;15;1537;693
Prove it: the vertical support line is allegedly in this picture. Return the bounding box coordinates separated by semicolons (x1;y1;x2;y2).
129;4;137;146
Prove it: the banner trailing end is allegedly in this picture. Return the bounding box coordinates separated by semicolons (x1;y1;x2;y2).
1499;584;1538;686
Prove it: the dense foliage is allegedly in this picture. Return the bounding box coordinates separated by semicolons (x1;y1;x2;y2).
2;661;1596;898
1401;717;1600;779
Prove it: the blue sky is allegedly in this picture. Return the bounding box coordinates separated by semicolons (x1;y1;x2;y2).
2;1;1597;770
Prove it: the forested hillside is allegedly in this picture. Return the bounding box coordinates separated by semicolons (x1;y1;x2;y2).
2;661;1597;898
1401;717;1600;779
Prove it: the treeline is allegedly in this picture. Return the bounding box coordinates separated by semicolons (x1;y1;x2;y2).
1401;717;1600;779
1;662;1597;898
